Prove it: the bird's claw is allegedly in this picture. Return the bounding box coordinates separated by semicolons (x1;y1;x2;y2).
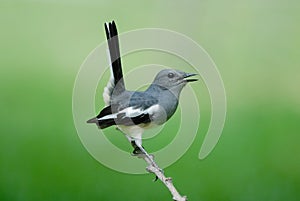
131;146;145;157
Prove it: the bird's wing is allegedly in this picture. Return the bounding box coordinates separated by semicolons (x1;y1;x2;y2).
103;21;125;106
127;92;159;110
89;92;159;129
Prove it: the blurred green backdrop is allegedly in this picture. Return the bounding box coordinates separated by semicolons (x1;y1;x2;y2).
1;0;300;200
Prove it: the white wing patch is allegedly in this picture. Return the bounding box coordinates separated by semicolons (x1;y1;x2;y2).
97;113;118;120
98;104;161;121
145;104;160;115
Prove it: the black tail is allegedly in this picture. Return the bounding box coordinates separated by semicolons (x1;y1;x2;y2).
104;21;125;94
86;117;116;129
86;105;117;129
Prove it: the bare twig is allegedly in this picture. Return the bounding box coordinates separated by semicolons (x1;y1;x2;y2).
134;150;187;201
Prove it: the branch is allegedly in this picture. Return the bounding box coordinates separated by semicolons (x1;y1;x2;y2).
135;150;187;201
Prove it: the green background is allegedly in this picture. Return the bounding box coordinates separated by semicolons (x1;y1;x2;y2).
1;0;300;200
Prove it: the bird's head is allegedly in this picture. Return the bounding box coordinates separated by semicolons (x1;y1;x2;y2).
152;69;198;91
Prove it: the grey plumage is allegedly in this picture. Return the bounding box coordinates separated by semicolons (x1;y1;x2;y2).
87;21;197;151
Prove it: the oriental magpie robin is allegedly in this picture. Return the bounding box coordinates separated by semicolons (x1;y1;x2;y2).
87;21;197;156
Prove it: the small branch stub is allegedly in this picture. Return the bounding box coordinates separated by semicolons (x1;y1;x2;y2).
136;151;187;201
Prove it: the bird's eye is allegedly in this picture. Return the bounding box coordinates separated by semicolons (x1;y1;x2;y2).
168;73;174;78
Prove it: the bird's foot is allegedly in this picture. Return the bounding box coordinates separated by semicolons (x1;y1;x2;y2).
131;145;145;157
131;141;149;157
130;141;164;181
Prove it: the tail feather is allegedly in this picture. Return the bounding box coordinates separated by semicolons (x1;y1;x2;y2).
86;117;98;124
88;21;126;129
86;117;116;129
104;21;125;95
87;105;117;129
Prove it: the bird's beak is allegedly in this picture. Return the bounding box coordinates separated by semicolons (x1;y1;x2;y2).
183;73;198;82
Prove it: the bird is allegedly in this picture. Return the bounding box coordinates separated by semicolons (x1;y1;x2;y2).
87;21;198;157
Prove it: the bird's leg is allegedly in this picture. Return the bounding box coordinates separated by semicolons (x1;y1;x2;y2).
131;141;144;155
134;142;164;182
132;140;163;173
123;135;143;155
123;133;164;176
